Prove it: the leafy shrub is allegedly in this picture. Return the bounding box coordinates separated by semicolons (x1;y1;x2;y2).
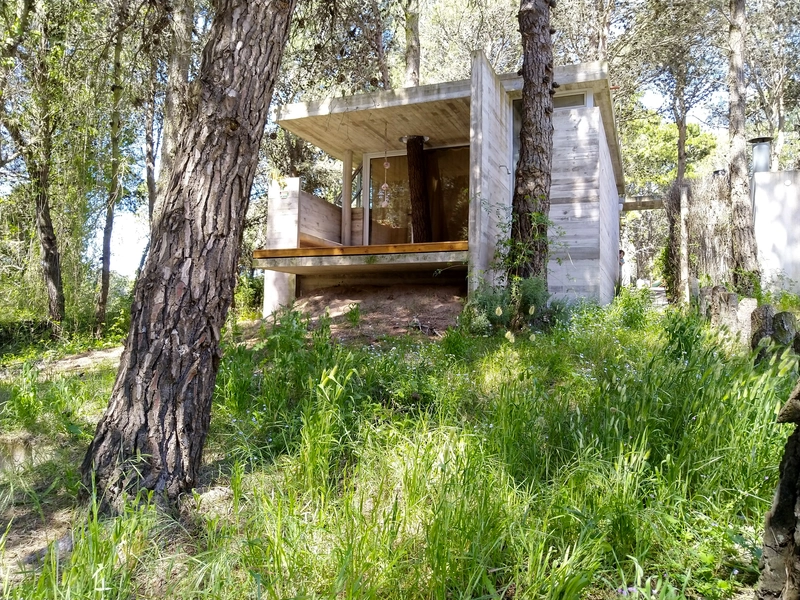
234;273;263;319
611;286;652;329
461;276;554;334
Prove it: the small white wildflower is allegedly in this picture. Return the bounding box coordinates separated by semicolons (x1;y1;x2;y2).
495;306;503;317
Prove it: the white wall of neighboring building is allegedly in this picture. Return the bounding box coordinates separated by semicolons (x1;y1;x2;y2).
753;170;800;294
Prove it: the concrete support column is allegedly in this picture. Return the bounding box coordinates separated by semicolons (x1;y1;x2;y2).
341;150;353;246
262;178;300;316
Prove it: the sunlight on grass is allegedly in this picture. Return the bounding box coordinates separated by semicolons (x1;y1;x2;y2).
1;295;797;599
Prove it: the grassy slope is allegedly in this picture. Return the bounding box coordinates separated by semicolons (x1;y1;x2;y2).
1;292;798;599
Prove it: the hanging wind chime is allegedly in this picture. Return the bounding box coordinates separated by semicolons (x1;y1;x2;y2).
378;122;390;208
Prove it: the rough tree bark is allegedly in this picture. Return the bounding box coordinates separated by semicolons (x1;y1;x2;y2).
145;57;158;220
81;0;297;509
155;0;194;218
403;0;420;87
758;378;800;600
728;0;760;295
406;135;431;243
95;1;127;336
32;148;65;325
511;0;554;281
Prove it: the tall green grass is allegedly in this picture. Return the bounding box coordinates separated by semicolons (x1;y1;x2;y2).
1;298;797;599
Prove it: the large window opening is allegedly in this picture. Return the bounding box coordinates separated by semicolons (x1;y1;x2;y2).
368;146;469;244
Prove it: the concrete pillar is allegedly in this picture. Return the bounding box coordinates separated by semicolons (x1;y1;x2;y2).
262;178;300;317
341;150;353;246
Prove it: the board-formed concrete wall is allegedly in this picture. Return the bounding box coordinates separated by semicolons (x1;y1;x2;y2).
596;117;620;304
263;179;299;315
753;170;800;293
471;55;621;304
546;107;619;302
468;51;514;291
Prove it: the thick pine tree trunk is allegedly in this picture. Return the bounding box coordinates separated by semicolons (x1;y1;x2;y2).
511;0;554;281
407;135;431;243
81;0;296;509
758;379;800;600
728;0;760;295
145;58;157;221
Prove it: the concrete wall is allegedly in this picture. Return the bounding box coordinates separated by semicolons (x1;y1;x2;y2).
596;116;620;303
299;191;341;246
753;170;800;293
263;178;300;315
548;108;603;301
468;51;514;291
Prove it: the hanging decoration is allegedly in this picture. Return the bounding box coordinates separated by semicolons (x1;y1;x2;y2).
378;122;390;208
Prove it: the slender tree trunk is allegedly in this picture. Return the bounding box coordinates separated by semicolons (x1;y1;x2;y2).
32;48;65;325
156;0;194;213
1;8;64;325
406;135;431;243
728;0;760;295
592;0;613;61
81;0;296;510
771;97;785;171
403;0;420;87
33;156;65;325
511;0;554;281
372;0;391;88
95;7;126;336
145;58;158;221
673;82;687;186
671;74;688;303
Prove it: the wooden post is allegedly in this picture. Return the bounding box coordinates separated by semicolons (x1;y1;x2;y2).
407;135;431;243
680;184;690;304
341;150;353;246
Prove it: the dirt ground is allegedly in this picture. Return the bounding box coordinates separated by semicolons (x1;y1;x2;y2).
292;283;466;341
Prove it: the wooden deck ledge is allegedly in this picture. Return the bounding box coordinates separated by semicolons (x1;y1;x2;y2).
252;241;469;276
253;241;468;260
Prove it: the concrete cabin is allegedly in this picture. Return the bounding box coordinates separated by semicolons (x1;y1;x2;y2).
255;51;624;316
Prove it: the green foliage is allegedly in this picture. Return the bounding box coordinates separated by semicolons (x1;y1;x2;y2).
461;276;559;335
233;273;263;320
656;244;680;304
2;303;798;598
762;284;800;315
345;302;361;327
609;286;652;329
621;110;717;196
5;491;158;600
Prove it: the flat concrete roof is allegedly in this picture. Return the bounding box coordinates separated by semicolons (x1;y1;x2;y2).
275;60;624;190
274;80;473;162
